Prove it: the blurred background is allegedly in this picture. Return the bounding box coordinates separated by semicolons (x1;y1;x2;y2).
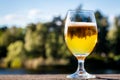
0;0;120;74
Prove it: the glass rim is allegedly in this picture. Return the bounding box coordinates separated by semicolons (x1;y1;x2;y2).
67;9;95;13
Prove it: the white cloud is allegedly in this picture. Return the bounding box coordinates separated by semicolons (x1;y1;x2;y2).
29;9;40;15
109;15;115;23
27;9;53;22
4;14;15;21
0;14;28;27
28;9;41;19
0;8;55;27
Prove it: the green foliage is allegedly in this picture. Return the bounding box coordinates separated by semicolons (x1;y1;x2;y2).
4;41;25;67
11;57;22;68
24;23;47;58
94;11;110;54
0;26;25;58
0;27;24;47
111;16;120;55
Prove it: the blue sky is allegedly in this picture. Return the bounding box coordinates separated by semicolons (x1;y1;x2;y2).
0;0;120;27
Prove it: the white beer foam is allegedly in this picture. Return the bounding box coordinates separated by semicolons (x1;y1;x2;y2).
68;22;97;27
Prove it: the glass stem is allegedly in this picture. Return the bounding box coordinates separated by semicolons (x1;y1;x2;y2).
76;60;86;74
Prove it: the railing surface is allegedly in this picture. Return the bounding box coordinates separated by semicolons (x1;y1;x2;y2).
0;74;120;80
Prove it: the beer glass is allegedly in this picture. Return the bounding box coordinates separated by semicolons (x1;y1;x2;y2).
64;10;97;79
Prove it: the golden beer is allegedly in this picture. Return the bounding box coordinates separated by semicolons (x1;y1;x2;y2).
65;22;97;56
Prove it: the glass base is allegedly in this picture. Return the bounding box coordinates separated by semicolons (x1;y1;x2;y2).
67;72;96;79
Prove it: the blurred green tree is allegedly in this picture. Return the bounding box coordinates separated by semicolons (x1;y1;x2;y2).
113;16;120;55
4;41;25;68
24;23;47;58
0;26;24;58
44;16;70;65
0;26;8;58
94;11;110;55
0;27;24;46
